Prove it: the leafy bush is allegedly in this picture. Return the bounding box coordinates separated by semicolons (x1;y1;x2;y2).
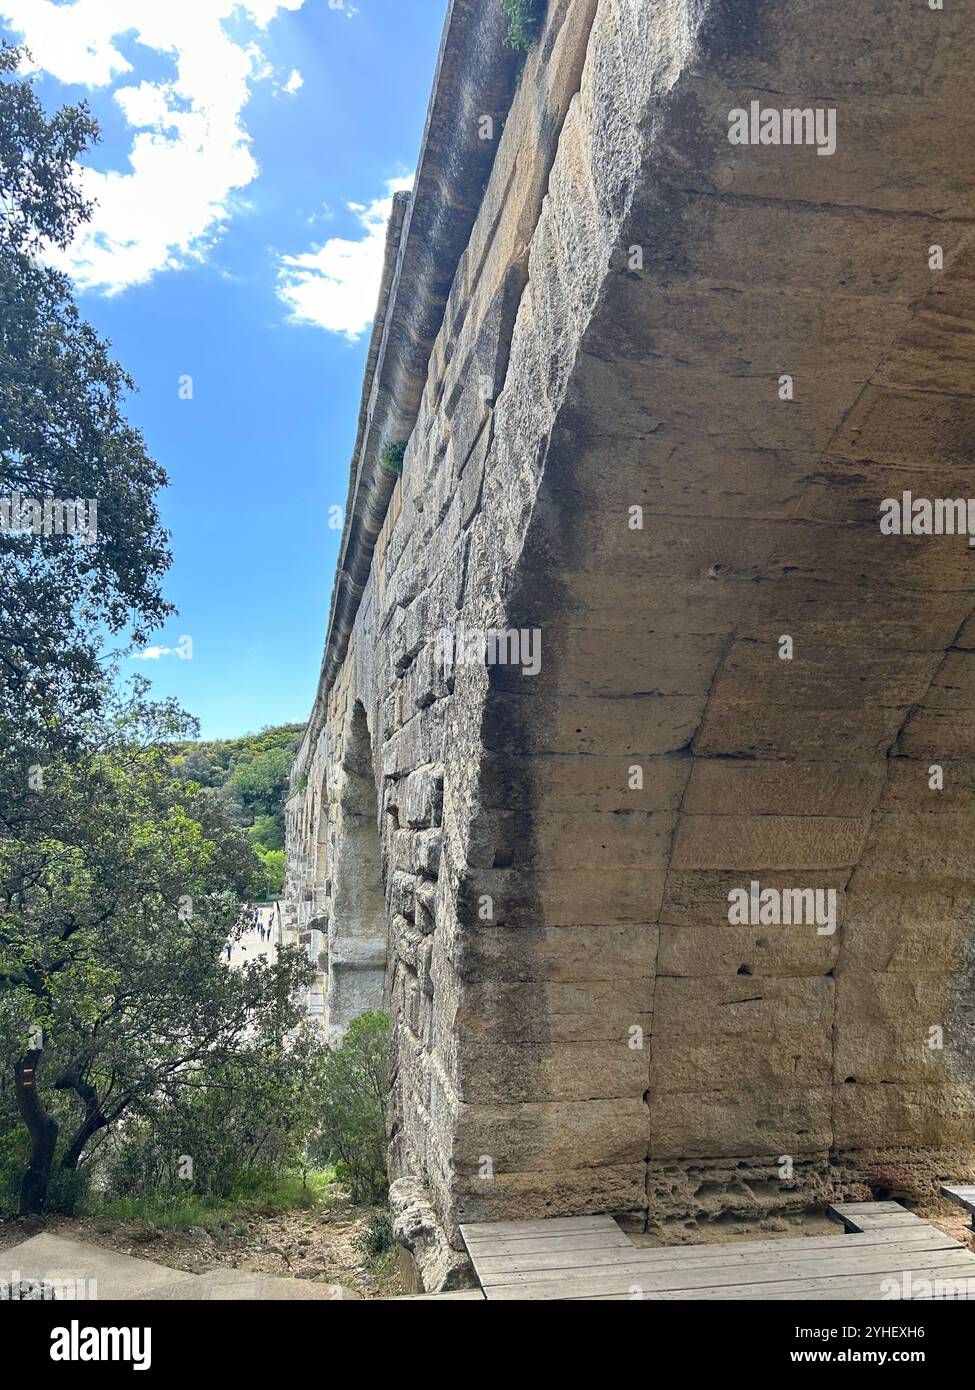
45;1165;90;1217
502;0;547;50
378;441;407;478
0;1126;29;1217
249;814;284;852
254;844;286;897
359;1211;395;1257
316;1012;389;1205
100;1032;327;1203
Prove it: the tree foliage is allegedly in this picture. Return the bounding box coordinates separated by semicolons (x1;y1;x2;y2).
0;43;172;755
315;1012;389;1205
103;1029;329;1202
0;48;331;1224
166;724;302;898
0;685;313;1214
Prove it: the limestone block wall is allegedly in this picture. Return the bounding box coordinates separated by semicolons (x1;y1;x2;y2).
286;0;975;1282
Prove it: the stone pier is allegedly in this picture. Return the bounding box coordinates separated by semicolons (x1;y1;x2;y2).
285;0;975;1288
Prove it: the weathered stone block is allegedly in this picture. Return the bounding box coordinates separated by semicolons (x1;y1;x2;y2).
650;1088;832;1160
650;977;833;1094
390;1178;474;1293
402;763;444;829
414;880;437;935
671;814;868;872
452;1097;647;1172
834;973;963;1085
457;1039;647;1106
413;828;442;877
657;922;838;979
389;871;416;920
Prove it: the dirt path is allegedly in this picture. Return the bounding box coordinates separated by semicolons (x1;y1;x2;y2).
0;1200;402;1300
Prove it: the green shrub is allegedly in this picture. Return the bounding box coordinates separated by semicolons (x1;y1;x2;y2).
316;1011;389;1205
100;1033;329;1202
378;441;407;478
0;1127;30;1217
46;1165;90;1217
228;1167;331;1210
359;1211;395;1257
502;0;547;51
254;843;286;897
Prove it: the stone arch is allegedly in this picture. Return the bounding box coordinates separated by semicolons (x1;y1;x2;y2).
326;700;388;1041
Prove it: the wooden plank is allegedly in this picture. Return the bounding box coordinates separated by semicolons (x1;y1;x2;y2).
585;1227;960;1265
843;1215;926;1230
828;1202;925;1233
480;1243;975;1294
569;1277;975;1301
830;1201;914;1215
850;1216;927;1227
460;1215;619;1241
941;1184;975;1213
486;1252;975;1301
649;1260;975;1302
474;1241;947;1284
472;1227;956;1273
464;1230;634;1257
465;1229;926;1264
463;1207;975;1301
473;1230;955;1282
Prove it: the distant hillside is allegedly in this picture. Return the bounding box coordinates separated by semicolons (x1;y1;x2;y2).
167;723;304;898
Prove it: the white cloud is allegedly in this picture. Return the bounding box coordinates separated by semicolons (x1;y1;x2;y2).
131;634;193;659
282;67;303;94
276;175;413;340
305;202;334;226
0;0;305;293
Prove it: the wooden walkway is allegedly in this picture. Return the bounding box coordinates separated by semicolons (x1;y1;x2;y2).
941;1184;975;1228
458;1202;975;1300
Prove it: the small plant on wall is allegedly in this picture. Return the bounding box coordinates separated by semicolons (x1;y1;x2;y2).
378;440;407;479
502;0;547;52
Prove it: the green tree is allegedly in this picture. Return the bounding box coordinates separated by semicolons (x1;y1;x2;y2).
105;1028;328;1201
226;746;293;817
0;43;172;757
316;1012;389;1205
168;726;303;877
248;814;284;852
0;686;312;1214
254;846;286;899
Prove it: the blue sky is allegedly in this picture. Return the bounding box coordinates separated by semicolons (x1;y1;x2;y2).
0;0;448;738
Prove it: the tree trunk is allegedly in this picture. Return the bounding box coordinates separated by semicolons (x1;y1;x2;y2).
60;1074;109;1171
14;1050;58;1215
61;1114;107;1171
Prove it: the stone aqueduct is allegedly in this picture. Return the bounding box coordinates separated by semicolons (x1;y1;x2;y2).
284;0;975;1287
